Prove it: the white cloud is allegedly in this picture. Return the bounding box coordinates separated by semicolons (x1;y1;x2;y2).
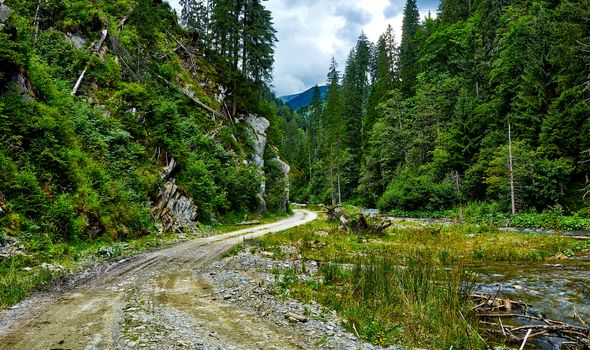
165;0;438;96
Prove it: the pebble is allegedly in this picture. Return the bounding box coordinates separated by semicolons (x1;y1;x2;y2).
204;249;404;350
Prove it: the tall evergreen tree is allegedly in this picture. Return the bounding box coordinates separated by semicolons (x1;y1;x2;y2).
399;0;420;97
180;0;210;44
438;0;472;24
324;58;343;204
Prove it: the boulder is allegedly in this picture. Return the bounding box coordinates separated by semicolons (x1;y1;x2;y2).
245;114;271;213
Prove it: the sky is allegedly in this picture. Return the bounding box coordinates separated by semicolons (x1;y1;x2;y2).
167;0;439;97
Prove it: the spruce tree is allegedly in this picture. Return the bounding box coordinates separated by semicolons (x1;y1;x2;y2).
324;58;343;205
180;0;210;44
399;0;420;97
438;0;471;24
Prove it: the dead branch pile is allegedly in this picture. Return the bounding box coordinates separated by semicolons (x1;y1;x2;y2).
471;292;590;349
325;206;392;235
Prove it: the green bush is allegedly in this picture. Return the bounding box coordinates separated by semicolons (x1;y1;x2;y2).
378;167;459;212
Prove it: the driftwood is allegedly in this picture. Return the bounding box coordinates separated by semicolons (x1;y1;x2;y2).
470;292;531;311
328;208;392;235
284;311;307;323
472;292;590;348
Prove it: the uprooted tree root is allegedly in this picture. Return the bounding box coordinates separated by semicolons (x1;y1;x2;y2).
471;292;590;349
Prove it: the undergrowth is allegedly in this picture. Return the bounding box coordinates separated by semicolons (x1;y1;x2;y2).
256;216;590;348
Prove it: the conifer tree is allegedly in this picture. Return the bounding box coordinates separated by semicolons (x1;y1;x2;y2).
324;58;343;204
399;0;420;97
180;0;210;44
438;0;471;24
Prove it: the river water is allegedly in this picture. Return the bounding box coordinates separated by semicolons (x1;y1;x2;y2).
469;256;590;349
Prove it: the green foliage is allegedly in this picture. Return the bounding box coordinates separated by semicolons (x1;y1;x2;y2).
378;167;459;212
281;0;590;218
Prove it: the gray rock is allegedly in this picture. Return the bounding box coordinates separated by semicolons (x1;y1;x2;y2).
65;32;87;49
245;114;270;168
13;73;34;101
245;114;271;213
151;159;199;234
40;263;64;272
269;157;291;211
0;4;13;23
152;178;199;233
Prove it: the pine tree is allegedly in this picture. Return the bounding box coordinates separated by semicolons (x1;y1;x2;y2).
242;0;277;84
340;49;364;199
399;0;420;97
438;0;471;24
324;58;343;205
180;0;210;44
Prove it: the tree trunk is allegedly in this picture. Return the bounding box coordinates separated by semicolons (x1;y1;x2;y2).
509;123;516;216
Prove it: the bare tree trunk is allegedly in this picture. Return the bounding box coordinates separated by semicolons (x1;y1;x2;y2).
337;154;342;205
308;143;312;182
72;30;108;96
33;0;42;43
71;68;87;96
509;123;516;216
329;144;336;206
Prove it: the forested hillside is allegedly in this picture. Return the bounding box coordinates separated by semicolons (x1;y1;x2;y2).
283;0;590;219
0;0;290;246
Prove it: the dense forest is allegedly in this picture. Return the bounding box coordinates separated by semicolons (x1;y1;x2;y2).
281;0;590;219
0;0;292;244
1;0;590;248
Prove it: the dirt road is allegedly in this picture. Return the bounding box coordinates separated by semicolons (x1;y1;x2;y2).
0;210;318;350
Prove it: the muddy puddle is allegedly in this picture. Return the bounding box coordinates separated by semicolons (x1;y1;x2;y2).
469;256;590;349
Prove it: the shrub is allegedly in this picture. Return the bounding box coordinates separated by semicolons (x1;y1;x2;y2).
378;167;459;212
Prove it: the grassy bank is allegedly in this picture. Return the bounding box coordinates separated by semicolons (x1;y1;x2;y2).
254;215;590;348
387;202;590;231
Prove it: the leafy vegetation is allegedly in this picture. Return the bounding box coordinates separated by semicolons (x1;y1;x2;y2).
0;0;292;305
279;0;590;222
255;218;590;348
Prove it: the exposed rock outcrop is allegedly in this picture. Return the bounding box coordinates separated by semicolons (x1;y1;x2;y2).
245;114;270;168
151;158;200;233
245;114;271;213
0;192;6;218
65;32;87;49
270;156;290;211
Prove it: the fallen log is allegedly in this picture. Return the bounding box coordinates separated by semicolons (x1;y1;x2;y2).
72;29;108;96
470;292;531;310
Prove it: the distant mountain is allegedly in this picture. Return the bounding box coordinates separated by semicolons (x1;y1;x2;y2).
279;85;329;110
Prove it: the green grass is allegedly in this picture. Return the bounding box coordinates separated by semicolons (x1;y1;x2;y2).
254;215;590;348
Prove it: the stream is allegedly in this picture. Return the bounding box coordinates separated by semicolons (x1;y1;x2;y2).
375;211;590;348
470;256;590;349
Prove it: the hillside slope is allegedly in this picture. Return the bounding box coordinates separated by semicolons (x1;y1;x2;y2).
0;0;288;273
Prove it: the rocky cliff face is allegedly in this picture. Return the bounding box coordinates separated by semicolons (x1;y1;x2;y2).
270;157;290;211
151;158;200;233
245;115;290;213
245;114;271;213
